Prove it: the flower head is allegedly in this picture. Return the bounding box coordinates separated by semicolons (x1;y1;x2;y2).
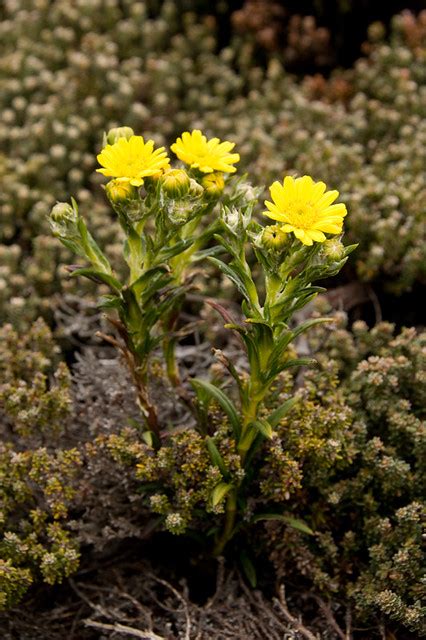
97;135;170;187
262;224;288;251
321;238;345;262
105;126;134;145
201;172;225;198
264;175;347;246
50;201;76;224
105;178;138;204
171;130;240;174
160;169;190;198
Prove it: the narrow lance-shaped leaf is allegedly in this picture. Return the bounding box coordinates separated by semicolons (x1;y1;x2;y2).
251;419;274;440
77;217;112;274
208;256;251;303
239;551;257;588
266;357;316;382
206;437;229;479
69;267;122;293
157;238;193;262
212;349;244;401
191;379;241;439
211;482;233;508
268;396;298;428
252;513;314;535
291;316;333;340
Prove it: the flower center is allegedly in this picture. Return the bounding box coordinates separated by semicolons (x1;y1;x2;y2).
287;203;317;229
123;160;144;176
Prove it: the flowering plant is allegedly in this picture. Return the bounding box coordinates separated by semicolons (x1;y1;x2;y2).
50;126;355;555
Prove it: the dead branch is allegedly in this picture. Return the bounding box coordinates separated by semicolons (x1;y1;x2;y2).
274;585;319;640
148;574;191;640
84;619;165;639
314;596;347;640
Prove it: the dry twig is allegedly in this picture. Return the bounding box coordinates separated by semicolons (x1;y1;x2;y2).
148;574;191;640
274;585;319;640
84;619;165;639
314;597;347;640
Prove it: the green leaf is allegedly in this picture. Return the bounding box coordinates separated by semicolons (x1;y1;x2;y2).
267;357;316;381
69;267;122;293
130;264;170;291
54;236;84;257
267;330;294;372
252;513;314;535
191;379;241;438
157;239;193;262
211;482;233;507
98;294;123;310
206;437;229;478
271;285;325;321
208;256;250;302
142;431;154;447
251;419;273;439
212;232;240;260
344;243;358;256
77;217;111;274
239;551;257;588
212;349;244;399
244;317;271;328
268;397;298;428
191;245;225;262
291;317;332;340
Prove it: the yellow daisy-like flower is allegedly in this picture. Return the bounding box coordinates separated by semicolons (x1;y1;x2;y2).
264;175;347;246
97;135;170;187
171;130;240;174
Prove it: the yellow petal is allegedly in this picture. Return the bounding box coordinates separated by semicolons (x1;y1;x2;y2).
317;223;343;234
270;181;286;208
318;190;339;209
322;203;347;217
293;228;313;245
311;181;327;202
306;229;326;242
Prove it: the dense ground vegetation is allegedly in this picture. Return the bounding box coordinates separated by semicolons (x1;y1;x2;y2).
0;1;425;638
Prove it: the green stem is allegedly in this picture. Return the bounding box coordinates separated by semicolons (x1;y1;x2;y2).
163;335;180;386
132;362;159;439
238;392;261;463
265;271;282;309
213;488;237;556
238;335;273;462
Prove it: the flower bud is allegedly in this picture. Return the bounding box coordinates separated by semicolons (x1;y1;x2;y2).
262;225;288;251
188;178;204;198
105;126;134;145
105;178;138;205
201;172;225;198
168;202;190;226
321;238;345;262
160;169;190;199
49;201;79;238
221;205;251;234
50;201;76;224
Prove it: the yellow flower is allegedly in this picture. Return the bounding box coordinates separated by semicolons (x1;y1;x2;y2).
201;172;225;197
105;178;138;204
97;135;170;187
171;130;240;174
160;169;190;198
264;175;347;246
